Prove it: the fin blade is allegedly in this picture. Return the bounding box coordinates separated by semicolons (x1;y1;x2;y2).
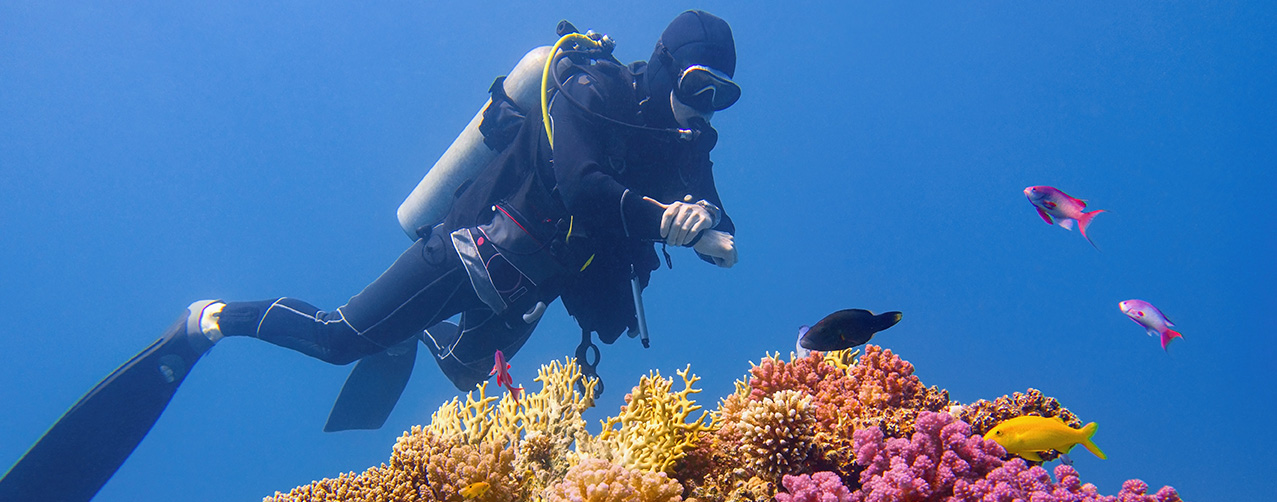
324;339;418;432
0;316;208;502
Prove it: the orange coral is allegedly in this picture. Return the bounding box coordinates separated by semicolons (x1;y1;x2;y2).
264;426;516;502
845;345;949;438
546;458;684;502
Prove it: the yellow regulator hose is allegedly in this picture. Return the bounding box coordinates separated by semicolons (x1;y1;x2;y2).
540;33;604;149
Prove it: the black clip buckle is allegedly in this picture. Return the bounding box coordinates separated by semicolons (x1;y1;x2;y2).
574;329;603;396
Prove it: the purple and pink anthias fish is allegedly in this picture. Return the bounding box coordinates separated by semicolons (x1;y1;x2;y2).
1119;300;1183;351
1024;186;1106;248
490;350;524;404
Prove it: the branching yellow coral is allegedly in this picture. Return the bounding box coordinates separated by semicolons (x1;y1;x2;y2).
582;365;712;474
546;458;683;502
426;357;599;449
513;359;600;495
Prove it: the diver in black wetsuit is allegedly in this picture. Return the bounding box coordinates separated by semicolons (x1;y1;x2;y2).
205;9;740;387
0;11;741;501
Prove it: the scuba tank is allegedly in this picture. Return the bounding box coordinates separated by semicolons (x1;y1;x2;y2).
396;46;552;238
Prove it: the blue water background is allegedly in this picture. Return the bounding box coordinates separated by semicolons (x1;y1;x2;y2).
2;2;1272;500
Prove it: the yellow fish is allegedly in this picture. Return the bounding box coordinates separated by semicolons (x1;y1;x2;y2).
459;481;490;499
983;415;1107;461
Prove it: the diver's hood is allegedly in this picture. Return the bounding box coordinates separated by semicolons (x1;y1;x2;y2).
640;10;736;128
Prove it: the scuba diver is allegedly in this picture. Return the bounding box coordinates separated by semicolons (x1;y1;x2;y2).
0;10;740;501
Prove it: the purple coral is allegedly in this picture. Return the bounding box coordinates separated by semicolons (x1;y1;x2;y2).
851;411;1006;502
775;471;853;502
950;461;1182;502
850;411;1183;502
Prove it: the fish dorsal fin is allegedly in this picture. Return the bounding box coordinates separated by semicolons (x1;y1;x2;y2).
1069;195;1087;208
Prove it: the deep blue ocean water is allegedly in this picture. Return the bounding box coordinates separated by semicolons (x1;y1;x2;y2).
2;2;1272;500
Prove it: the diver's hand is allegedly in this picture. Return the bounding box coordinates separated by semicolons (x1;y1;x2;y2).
693;229;737;268
646;197;714;247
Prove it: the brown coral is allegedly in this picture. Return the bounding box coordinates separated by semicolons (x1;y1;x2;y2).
545;458;684;502
739;389;819;484
956;388;1083;437
264;426;516;502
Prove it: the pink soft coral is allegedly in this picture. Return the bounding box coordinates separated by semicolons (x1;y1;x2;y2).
852;411;1182;502
951;461;1183;502
775;471;854;502
851;411;1005;502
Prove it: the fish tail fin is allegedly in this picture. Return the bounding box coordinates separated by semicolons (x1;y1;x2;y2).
1161;328;1184;351
1078;210;1106;249
1079;422;1107;459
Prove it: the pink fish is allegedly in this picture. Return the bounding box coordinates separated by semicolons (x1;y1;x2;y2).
490;350;524;403
1024;186;1106;248
1119;299;1184;351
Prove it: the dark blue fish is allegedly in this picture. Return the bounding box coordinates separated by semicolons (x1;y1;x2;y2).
798;309;903;351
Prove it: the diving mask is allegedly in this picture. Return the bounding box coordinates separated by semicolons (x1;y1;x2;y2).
675;65;740;112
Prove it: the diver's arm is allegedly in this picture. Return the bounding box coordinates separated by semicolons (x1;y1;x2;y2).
550;75;665;240
689;159;735;235
682;156;736;265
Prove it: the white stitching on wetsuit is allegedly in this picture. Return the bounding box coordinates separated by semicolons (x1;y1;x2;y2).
348;268;464;347
256;298;285;337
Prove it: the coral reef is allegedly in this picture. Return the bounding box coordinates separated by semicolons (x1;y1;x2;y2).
264;426;516;502
578;365;712;474
775;471;854;502
545;458;683;502
951;461;1183;502
265;345;1183;502
957;387;1082;437
851;411;1006;502
738;390;819;483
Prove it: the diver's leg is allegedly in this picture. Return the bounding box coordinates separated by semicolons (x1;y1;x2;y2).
424;306;542;391
216;228;485;365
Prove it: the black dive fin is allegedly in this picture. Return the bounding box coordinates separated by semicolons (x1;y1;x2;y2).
0;309;213;502
323;337;418;432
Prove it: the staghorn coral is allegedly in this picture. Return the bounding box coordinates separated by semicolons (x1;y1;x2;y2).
850;411;1006;502
513;359;600;495
775;471;854;502
545;458;683;502
427;358;599;450
951;460;1182;502
579;365;712;474
264;425;516;502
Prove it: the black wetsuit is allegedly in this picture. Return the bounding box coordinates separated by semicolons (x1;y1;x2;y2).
216;59;734;389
